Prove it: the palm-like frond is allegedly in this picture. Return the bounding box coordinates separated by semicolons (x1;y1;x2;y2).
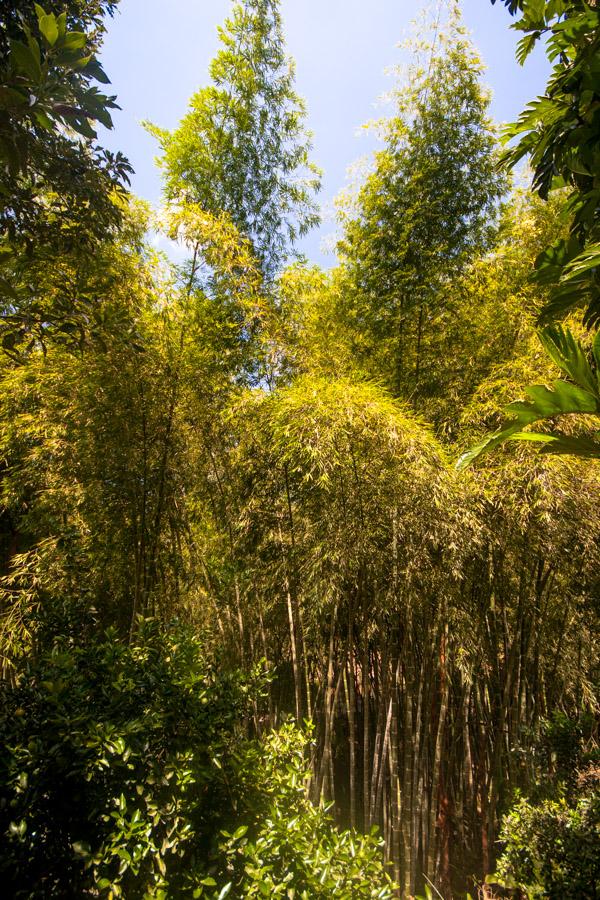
457;324;600;468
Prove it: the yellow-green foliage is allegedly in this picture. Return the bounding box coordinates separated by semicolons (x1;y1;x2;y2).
2;1;599;896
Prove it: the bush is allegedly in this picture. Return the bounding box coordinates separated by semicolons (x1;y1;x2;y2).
213;725;395;899
0;618;255;897
494;784;600;899
0;616;394;898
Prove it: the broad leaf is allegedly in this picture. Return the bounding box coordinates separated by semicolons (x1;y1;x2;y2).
537;326;599;397
560;243;600;282
456;421;523;470
508;431;600;458
39;14;59;47
10;40;42;82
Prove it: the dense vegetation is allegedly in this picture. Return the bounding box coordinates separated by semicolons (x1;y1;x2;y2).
0;0;598;897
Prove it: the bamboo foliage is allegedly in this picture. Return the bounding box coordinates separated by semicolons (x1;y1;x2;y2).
180;374;600;896
1;153;597;900
1;2;598;896
1;203;598;900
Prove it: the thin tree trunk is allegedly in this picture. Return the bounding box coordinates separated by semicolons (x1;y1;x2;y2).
388;653;402;892
426;622;449;886
344;651;357;829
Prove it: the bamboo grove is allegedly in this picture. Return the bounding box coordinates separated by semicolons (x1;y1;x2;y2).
0;0;598;897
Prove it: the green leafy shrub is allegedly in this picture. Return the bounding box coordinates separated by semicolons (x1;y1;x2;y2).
0;613;394;898
492;710;600;899
212;725;395;899
494;784;600;899
539;711;596;791
0;616;257;897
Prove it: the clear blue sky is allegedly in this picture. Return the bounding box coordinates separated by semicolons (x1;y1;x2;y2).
98;0;549;267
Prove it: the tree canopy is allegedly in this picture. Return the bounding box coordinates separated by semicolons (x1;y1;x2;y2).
338;9;506;397
147;0;321;283
0;1;598;898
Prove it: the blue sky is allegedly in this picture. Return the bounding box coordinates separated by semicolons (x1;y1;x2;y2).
98;0;550;267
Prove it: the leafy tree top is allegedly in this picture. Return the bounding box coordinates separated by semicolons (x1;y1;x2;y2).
0;1;133;357
148;0;321;283
339;6;505;301
336;4;506;396
0;1;129;186
497;0;600;326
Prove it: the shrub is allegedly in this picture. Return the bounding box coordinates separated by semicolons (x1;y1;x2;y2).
0;618;254;897
212;725;395;899
0;615;394;898
494;785;600;899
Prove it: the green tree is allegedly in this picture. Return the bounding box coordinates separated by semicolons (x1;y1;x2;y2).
493;0;600;327
0;1;133;355
338;5;506;398
148;0;321;283
0;616;252;898
494;775;600;899
191;361;600;895
459;0;600;467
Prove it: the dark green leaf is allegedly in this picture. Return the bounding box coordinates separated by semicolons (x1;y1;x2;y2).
10;40;42;82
